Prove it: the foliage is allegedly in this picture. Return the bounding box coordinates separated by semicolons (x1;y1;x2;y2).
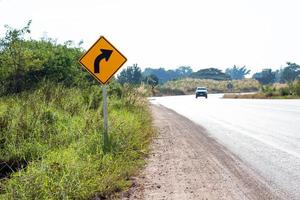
225;65;250;80
156;78;260;96
274;69;283;83
223;93;270;99
249;63;300;84
143;74;159;89
190;68;231;81
0;21;88;95
279;87;290;96
117;64;142;85
293;79;300;96
224;80;300;99
280;62;300;83
252;69;276;85
143;66;193;84
0;83;153;199
175;66;193;77
0;22;154;199
261;80;300;97
261;85;277;97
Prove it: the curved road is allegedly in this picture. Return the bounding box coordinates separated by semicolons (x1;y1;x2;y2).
151;94;300;199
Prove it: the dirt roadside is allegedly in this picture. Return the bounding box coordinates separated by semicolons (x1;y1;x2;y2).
122;104;285;200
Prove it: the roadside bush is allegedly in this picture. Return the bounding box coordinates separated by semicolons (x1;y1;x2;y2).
294;80;300;96
0;21;92;95
224;80;300;99
0;83;153;199
156;78;260;96
279;87;290;96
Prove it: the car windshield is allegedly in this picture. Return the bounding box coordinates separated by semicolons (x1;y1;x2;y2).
197;87;206;90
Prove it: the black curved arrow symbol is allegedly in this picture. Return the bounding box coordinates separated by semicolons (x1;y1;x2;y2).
94;49;113;73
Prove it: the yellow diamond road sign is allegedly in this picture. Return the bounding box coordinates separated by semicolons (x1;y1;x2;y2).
79;36;127;84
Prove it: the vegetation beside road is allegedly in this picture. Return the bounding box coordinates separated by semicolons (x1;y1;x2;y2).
118;63;300;98
0;83;153;200
223;80;300;99
154;78;260;96
0;22;154;199
1;19;298;199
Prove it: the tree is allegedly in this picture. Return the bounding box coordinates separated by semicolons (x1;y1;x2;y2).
143;74;159;89
0;21;32;93
190;68;231;80
274;69;283;83
143;68;169;83
225;65;250;80
117;64;142;85
142;66;193;83
252;69;276;85
175;66;193;77
0;21;85;94
281;62;300;83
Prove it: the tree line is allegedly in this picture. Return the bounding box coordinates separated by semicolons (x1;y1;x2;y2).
117;63;300;86
0;21;103;95
252;63;300;84
1;21;299;96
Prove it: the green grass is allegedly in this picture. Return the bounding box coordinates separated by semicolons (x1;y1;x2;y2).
0;83;153;199
156;78;260;96
223;80;300;99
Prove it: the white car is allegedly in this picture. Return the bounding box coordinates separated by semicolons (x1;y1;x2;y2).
195;87;208;98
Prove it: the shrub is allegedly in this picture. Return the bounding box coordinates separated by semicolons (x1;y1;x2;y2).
279;87;290;96
0;83;153;199
156;78;260;96
294;80;300;96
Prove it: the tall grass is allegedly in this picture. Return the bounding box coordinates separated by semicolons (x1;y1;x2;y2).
156;78;260;96
223;80;300;99
0;82;153;199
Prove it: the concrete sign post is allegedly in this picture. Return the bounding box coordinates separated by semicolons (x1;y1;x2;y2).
102;85;109;152
79;36;127;152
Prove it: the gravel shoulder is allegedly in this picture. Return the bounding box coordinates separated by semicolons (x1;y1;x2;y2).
122;104;285;200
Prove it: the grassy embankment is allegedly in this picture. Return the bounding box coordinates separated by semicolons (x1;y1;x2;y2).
0;83;153;199
223;81;300;99
155;78;260;96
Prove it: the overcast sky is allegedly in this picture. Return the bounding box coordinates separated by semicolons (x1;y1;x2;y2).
0;0;299;74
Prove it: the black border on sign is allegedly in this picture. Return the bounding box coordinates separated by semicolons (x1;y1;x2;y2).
78;36;127;85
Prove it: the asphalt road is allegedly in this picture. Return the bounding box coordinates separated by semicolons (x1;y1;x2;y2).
151;94;300;199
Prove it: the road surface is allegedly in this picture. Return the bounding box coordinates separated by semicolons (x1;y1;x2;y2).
124;104;283;200
147;94;300;199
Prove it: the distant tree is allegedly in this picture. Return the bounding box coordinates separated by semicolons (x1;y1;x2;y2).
175;66;193;77
274;69;283;83
142;66;193;83
117;64;142;85
281;62;300;83
252;69;276;85
225;65;250;80
131;64;142;84
143;74;159;89
190;68;231;81
143;68;169;83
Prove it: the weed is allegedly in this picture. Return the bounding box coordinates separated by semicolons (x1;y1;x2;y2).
0;83;153;199
156;78;260;96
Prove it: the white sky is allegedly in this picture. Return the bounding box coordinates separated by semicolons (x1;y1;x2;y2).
0;0;299;74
